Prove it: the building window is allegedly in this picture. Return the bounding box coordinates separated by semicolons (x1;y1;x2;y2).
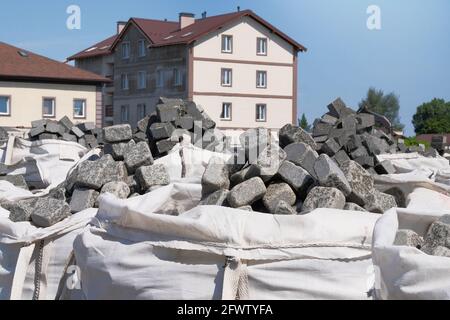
138;39;146;57
137;103;147;119
221;68;232;87
122;42;130;59
105;105;113;118
221;35;233;53
256;71;267;88
121;74;129;90
138;71;147;89
257;38;267;55
220;103;232;120
42;97;55;117
256;104;267;122
156;69;164;88
173;68;182;86
121;105;129;122
0;96;11;116
73;99;86;119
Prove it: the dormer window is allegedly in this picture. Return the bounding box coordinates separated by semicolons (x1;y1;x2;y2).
257;38;267;55
221;35;233;53
122;42;130;59
138;40;146;57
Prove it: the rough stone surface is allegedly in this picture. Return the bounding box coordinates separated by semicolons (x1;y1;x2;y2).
103;124;133;143
175;116;194;130
200;189;229;206
70;189;99;213
394;229;424;248
124;141;154;173
0;175;28;190
29;125;45;137
284;142;319;178
62;133;77;142
263;183;296;213
321;138;341;156
314;154;352;196
71;126;85;138
75;154;116;189
227;177;267;208
246;144;286;182
110;140;136;161
279;124;317;150
421;215;450;255
156;104;179;122
4;198;38;222
59;116;74;131
344;203;367;212
100;181;130;199
364;190;397;213
327;98;354;118
126;175;141;194
156;139;178;154
202;157;230;196
237;205;253;212
30;197;71;227
273;200;297;215
277;161;314;195
302;187;346;212
431;246;450;257
340;160;375;206
135;164;170;191
149;122;175;140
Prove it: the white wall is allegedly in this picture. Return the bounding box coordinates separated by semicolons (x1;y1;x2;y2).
193;95;293;130
194;16;294;63
193;60;293;96
0;81;97;128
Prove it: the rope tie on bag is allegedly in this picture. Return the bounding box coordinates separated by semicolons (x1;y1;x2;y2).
32;240;45;300
222;256;249;300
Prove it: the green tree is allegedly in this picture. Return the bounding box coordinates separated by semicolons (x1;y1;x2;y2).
359;87;404;131
298;113;311;132
412;98;450;135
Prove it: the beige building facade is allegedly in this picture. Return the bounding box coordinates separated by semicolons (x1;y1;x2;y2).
68;10;305;132
0;81;99;128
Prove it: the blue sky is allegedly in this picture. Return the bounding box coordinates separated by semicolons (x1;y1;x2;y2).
1;0;449;135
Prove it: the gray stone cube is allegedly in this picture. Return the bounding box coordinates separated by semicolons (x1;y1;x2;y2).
302;187;346;212
314;154;352;196
70;189;99;213
135;164;170;191
124;141;154;173
263;183;296;213
284;142;319;178
277;161;314;195
202;157;230;196
30;197;71;228
200;189;229;206
340;160;375;206
279;124;317;150
156;104;179;122
103;124;133;143
227;177;267;208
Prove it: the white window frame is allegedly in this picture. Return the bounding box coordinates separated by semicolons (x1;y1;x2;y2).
221;68;232;87
173;68;182;86
257;37;267;55
121;105;129;122
0;96;11;116
156;69;164;88
121;74;129;90
42;97;56;118
220;102;232;121
221;35;233;53
138;71;147;89
121;42;130;59
256;71;267;88
138;39;146;57
256;104;267;122
137;103;146;119
73;99;86;119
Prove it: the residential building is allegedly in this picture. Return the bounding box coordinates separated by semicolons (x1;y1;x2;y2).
0;42;109;128
68;9;306;133
67;22;125;126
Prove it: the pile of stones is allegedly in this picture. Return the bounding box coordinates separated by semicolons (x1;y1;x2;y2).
2;123;172;227
132;97;228;157
28;116;102;148
310;98;439;175
199;98;404;215
394;215;450;257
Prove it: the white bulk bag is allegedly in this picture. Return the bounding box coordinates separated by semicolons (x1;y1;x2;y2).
70;189;380;300
0;136;90;189
372;207;450;300
0;208;97;300
377;153;449;175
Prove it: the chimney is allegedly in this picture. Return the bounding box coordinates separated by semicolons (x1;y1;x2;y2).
179;12;195;29
117;21;127;34
202;11;207;19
